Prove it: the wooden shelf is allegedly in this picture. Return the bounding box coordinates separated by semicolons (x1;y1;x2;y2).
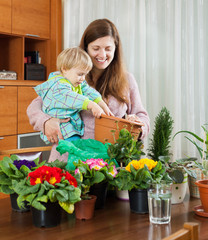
0;0;62;151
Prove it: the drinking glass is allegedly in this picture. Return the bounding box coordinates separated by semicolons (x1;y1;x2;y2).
148;182;172;224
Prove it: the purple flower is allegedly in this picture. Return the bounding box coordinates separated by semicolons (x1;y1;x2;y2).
13;159;36;170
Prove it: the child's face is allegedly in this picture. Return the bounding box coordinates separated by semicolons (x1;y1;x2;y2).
62;67;89;87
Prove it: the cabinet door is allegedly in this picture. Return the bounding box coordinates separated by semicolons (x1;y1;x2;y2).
0;0;11;33
12;0;50;39
0;86;17;135
18;86;38;134
0;135;17;151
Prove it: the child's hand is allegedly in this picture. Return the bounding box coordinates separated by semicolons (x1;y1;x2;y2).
98;100;114;116
88;101;105;118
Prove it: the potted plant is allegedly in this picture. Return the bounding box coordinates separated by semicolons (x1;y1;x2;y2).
13;165;81;227
173;124;208;199
72;158;118;219
0;155;44;212
195;160;208;215
107;128;145;200
158;156;199;204
110;158;171;213
147;107;199;204
95;114;144;144
148;107;174;161
108;128;145;167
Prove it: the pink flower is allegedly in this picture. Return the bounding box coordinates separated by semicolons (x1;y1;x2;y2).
108;165;118;177
75;168;80;175
90;163;102;170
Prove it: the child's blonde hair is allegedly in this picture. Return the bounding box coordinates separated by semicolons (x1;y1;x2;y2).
57;47;92;73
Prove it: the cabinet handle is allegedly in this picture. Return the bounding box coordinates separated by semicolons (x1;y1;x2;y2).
0;137;4;140
0;86;5;89
26;34;40;38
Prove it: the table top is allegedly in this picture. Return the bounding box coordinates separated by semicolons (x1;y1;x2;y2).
0;193;207;240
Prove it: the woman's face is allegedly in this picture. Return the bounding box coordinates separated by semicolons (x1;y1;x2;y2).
87;36;116;71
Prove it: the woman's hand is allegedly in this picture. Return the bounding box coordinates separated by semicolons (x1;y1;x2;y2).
44;117;70;144
126;114;143;124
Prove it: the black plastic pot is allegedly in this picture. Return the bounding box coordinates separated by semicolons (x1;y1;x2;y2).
90;182;108;209
10;193;30;212
128;188;148;214
31;201;62;228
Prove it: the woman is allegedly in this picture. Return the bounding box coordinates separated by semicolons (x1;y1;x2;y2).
27;18;150;162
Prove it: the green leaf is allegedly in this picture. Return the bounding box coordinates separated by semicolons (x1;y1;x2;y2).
68;187;81;204
47;189;57;202
55;189;68;202
0;173;11;185
0;157;14;177
31;200;46;211
1;185;14;194
59;201;74;214
36;195;48;203
168;170;184;183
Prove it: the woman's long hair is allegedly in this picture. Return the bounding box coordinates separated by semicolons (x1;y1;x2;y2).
79;19;129;103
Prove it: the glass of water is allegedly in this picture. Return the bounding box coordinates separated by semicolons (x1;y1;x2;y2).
148;182;172;224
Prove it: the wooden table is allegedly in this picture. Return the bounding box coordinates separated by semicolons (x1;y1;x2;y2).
0;194;207;240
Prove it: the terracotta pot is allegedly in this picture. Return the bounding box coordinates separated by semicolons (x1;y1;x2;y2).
75;195;97;220
95;114;143;144
195;179;208;212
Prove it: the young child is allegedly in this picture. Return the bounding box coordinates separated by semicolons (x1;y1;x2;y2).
34;47;113;143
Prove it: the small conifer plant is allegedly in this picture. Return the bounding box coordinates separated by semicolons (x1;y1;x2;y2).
148;107;174;161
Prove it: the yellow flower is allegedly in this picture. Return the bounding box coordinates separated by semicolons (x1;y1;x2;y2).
125;158;158;172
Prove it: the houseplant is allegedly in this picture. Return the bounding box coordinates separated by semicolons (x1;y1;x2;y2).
158;156;199;204
72;158;118;219
94;114;143;144
13;165;81;227
0;155;44;212
148;107;174;161
110;158;171;213
148;107;199;204
173;124;208;199
107;128;145;200
107;128;145;167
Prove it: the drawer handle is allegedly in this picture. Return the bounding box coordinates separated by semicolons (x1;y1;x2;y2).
0;137;4;140
0;86;4;89
26;33;40;38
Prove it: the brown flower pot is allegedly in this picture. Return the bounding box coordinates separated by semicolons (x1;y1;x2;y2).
74;195;97;220
195;179;208;212
95;114;143;144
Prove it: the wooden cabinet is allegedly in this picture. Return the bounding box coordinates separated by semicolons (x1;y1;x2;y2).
0;0;11;33
18;87;38;134
12;0;50;39
0;86;17;136
0;0;62;151
0;136;17;151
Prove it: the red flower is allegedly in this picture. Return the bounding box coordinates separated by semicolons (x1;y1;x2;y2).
28;166;77;187
62;171;78;187
29;166;62;186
